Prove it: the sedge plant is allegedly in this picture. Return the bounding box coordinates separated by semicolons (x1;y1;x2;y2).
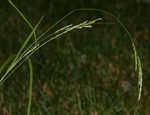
0;0;143;114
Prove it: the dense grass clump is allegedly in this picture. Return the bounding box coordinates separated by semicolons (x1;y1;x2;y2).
0;0;143;114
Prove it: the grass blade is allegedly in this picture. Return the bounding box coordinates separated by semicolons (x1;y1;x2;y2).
8;0;33;29
8;0;37;41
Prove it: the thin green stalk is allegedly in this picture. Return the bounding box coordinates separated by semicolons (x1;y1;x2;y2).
8;0;37;41
8;0;32;28
27;59;33;115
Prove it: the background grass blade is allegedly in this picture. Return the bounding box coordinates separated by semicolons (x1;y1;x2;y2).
8;0;37;43
8;0;33;30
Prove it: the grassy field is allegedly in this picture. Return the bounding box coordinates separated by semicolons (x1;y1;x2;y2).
0;0;150;115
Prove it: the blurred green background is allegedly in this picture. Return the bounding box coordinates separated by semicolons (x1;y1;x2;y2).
0;0;150;114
